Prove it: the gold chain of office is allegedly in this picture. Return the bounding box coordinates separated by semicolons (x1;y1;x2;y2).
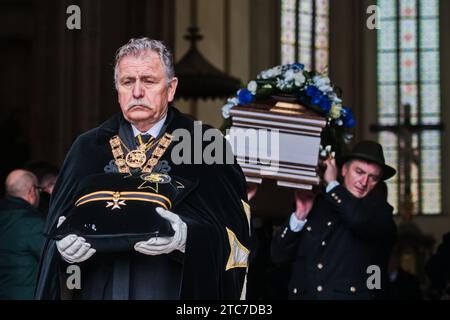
109;133;173;174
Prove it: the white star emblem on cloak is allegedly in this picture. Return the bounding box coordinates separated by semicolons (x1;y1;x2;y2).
106;199;126;210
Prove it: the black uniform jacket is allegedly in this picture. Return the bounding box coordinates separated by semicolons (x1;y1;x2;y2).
34;106;250;300
271;185;397;300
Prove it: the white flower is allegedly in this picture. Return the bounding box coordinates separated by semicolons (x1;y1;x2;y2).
265;70;276;78
284;69;295;82
272;66;282;76
336;119;344;126
258;66;282;79
247;81;257;95
227;97;239;105
276;78;287;89
314;76;330;87
221;97;239;119
294;72;306;86
312;75;332;92
267;66;282;78
333;96;342;104
258;71;269;79
221;104;233;119
318;84;333;93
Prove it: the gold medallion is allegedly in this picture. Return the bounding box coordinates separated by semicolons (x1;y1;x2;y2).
110;133;172;174
125;150;147;168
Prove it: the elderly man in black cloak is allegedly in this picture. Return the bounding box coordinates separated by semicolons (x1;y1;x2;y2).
35;38;250;300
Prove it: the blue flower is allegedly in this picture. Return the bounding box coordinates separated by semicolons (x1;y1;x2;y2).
311;95;322;105
237;89;254;105
292;63;305;71
306;85;320;98
344;117;356;128
341;106;351;118
341;107;356;128
319;96;332;113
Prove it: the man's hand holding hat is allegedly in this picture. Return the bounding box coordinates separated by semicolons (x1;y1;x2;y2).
55;216;96;263
134;207;187;255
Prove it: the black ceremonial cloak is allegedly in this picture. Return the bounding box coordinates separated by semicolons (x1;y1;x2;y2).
34;106;250;300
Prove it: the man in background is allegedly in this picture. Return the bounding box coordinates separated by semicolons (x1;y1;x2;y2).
24;160;59;217
0;169;45;299
272;141;397;299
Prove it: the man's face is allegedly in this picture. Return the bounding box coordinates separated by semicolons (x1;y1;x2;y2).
341;159;382;198
117;50;178;127
41;175;57;194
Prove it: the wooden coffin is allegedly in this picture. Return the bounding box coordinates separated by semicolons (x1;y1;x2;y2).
227;101;326;190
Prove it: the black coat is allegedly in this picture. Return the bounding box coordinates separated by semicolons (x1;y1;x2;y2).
34;107;250;299
271;185;397;300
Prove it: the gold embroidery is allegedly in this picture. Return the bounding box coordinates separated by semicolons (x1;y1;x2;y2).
75;190;172;210
225;228;249;271
241;200;251;226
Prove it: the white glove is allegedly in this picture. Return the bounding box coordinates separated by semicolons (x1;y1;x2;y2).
134;207;187;255
56;216;96;263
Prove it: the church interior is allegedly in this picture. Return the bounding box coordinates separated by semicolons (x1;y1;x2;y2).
1;0;449;299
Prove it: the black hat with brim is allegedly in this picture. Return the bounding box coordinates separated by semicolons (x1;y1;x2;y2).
46;173;193;253
338;140;396;181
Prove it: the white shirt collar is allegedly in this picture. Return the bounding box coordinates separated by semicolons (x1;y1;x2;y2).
131;113;167;138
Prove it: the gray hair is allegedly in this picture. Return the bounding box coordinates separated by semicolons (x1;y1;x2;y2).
114;38;175;89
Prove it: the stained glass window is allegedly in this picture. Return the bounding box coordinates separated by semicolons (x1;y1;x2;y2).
377;0;441;215
281;0;329;72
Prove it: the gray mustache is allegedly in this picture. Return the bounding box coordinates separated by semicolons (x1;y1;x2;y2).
127;101;150;110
